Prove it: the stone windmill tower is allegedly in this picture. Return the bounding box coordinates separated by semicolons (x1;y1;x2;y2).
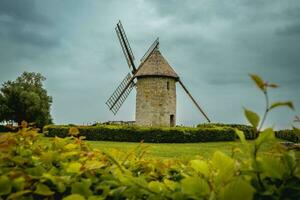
106;21;210;126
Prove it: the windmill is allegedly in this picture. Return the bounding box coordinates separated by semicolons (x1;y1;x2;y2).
106;21;210;126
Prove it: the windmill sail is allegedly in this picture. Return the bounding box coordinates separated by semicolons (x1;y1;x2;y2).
178;79;211;122
106;73;135;115
115;21;136;72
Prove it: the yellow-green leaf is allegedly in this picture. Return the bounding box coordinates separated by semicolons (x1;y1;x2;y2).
255;128;275;147
66;162;82;173
71;179;92;197
269;101;294;111
7;190;32;200
12;177;25;191
63;194;85;200
235;129;247;145
0;175;12;195
88;196;104;200
148;181;164;193
163;179;178;191
261;157;285;179
64;143;78;150
244;108;260;128
190;160;210;177
34;183;54;196
84;160;105;170
212;151;235;183
221;178;254;200
181;177;210;196
249;74;265;91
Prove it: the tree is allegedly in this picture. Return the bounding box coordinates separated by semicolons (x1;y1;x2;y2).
0;72;52;128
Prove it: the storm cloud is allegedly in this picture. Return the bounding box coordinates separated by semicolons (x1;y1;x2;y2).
0;0;299;129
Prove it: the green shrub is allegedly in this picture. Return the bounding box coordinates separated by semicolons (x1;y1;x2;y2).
1;125;299;199
0;125;17;133
197;123;257;139
44;125;236;143
275;129;300;143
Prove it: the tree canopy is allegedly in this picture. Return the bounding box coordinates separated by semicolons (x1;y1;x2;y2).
0;72;52;128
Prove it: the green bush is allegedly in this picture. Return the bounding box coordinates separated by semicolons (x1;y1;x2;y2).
0;125;17;133
1;125;299;199
44;125;236;143
197;123;257;139
275;129;300;143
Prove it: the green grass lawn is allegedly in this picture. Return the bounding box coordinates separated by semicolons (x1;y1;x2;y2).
87;140;282;160
41;136;284;161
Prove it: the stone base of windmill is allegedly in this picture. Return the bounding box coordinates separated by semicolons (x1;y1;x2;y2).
135;77;177;127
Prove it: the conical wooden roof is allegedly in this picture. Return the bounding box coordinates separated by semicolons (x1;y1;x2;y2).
135;49;179;79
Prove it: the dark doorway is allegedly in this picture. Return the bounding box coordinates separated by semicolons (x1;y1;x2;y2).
170;114;175;127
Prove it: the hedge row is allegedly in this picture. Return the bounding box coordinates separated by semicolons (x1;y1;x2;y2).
275;129;300;143
0;125;18;133
197;123;257;140
44;125;236;143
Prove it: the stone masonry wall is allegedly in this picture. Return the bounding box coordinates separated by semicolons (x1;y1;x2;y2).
135;77;176;127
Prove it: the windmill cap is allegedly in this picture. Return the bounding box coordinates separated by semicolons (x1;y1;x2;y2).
135;49;179;79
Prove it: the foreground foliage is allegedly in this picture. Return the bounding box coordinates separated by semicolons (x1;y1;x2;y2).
0;125;299;200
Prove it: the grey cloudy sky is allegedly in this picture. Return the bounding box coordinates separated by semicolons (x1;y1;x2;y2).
0;0;299;129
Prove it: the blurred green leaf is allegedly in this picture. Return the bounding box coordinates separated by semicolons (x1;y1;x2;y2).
25;165;46;176
63;194;85;200
7;190;32;200
66;162;82;173
235;129;247;145
163;179;178;191
190;160;210;177
221;178;254;200
261;157;285;179
255;128;275;148
269;101;294;111
244;108;260;128
12;177;25;191
84;160;105;170
181;177;210;196
282;151;297;174
249;74;265;91
148;181;165;193
212;151;235;183
64;143;78;150
0;176;12;195
88;196;104;200
71;179;92;197
34;183;54;196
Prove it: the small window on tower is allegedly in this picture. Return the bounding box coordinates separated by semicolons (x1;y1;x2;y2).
167;81;169;90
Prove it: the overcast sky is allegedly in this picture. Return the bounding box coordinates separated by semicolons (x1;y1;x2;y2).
0;0;299;129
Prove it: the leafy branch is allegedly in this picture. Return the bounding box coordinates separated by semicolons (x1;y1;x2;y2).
242;74;295;192
245;74;294;132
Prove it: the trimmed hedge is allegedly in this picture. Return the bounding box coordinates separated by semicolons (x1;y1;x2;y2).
197;123;257;140
275;129;300;143
44;125;236;143
0;125;17;133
